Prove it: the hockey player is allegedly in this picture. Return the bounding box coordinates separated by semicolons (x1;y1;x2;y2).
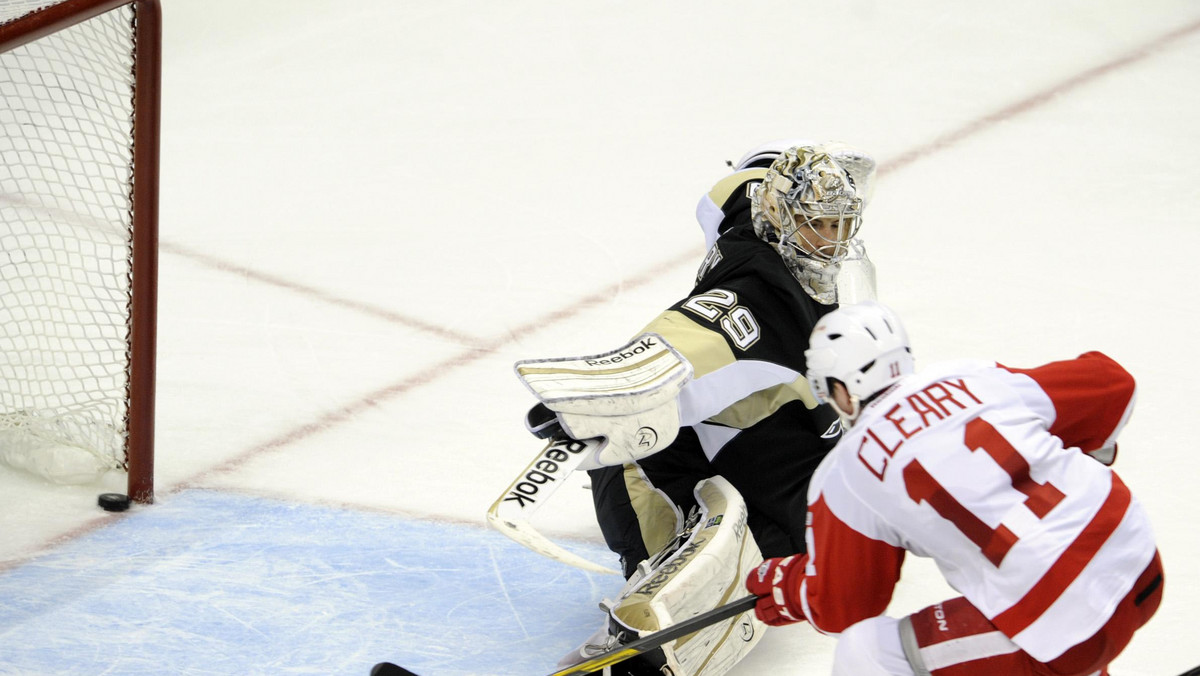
516;141;878;675
746;301;1163;675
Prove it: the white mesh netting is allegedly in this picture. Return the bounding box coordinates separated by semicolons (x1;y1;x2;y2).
1;1;138;483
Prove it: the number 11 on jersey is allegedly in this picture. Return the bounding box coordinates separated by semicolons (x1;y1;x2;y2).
902;417;1065;567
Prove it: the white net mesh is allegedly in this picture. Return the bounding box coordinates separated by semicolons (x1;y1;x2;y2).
0;2;59;23
0;1;138;482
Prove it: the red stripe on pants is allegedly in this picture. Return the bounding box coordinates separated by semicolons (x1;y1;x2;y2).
905;551;1162;676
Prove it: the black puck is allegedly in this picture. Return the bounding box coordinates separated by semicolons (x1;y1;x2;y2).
371;663;420;676
98;493;131;512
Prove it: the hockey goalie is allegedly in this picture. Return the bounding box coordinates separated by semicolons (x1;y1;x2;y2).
498;140;880;675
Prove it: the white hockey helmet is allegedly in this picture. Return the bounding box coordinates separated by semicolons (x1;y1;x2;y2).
805;301;914;423
751;144;874;304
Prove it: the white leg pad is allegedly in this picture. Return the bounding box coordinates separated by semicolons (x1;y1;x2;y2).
609;476;766;676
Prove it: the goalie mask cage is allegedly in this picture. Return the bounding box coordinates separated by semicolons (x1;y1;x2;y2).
0;0;160;503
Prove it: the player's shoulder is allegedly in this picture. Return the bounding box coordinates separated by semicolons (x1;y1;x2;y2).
697;168;769;248
914;358;997;383
837;359;994;431
917;357;1057;402
707;167;768;212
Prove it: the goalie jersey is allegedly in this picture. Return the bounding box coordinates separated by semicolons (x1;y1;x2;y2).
590;166;844;571
644;205;841;452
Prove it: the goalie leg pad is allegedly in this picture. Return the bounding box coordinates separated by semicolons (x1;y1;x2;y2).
608;476;766;676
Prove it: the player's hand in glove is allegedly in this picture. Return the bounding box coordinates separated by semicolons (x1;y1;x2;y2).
525;402;565;439
745;555;808;626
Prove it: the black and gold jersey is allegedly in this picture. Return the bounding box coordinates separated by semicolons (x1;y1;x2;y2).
642;176;841;459
593;167;847;572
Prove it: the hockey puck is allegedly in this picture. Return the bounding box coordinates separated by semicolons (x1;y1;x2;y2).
371;663;420;676
98;493;131;512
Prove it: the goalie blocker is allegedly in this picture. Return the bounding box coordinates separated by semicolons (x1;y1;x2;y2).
514;333;692;469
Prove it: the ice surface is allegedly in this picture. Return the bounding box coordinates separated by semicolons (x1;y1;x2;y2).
1;1;1198;674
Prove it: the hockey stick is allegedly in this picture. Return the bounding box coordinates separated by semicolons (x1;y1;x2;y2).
486;436;620;575
547;594;760;675
369;595;760;676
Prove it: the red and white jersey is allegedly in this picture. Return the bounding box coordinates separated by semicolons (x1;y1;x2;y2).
798;352;1157;661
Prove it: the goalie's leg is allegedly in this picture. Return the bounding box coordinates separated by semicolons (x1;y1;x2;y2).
588;427;715;578
560;476;766;676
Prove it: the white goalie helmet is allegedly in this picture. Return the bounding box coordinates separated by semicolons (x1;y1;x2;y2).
751;144;876;304
732;138;817;170
805;301;914;423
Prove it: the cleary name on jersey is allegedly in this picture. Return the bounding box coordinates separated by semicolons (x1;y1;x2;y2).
798;353;1154;661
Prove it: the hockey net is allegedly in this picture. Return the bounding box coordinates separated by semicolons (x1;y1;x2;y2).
0;0;160;502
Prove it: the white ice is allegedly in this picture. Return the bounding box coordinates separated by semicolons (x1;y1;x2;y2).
1;1;1198;674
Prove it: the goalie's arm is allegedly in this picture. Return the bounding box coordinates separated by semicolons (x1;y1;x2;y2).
643;308;818;429
517;318;812;467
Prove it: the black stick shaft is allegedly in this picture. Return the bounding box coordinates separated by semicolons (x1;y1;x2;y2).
547;595;760;676
370;595;760;676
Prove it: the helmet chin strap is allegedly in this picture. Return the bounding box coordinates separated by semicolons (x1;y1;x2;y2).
826;382;862;427
829;396;860;428
830;382;903;427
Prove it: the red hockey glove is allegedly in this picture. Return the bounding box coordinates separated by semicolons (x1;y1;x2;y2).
745;555;808;626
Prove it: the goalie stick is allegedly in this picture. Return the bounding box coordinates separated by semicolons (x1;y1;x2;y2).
486;436;620;575
369;594;760;676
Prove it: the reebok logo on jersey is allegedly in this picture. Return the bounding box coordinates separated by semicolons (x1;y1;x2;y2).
821;419;842;439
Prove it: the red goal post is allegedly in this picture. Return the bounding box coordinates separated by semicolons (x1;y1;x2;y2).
0;0;160;503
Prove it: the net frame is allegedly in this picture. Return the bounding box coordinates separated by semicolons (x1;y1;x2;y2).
0;0;160;503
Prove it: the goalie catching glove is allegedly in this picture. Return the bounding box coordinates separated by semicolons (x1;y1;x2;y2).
745;555;808;626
